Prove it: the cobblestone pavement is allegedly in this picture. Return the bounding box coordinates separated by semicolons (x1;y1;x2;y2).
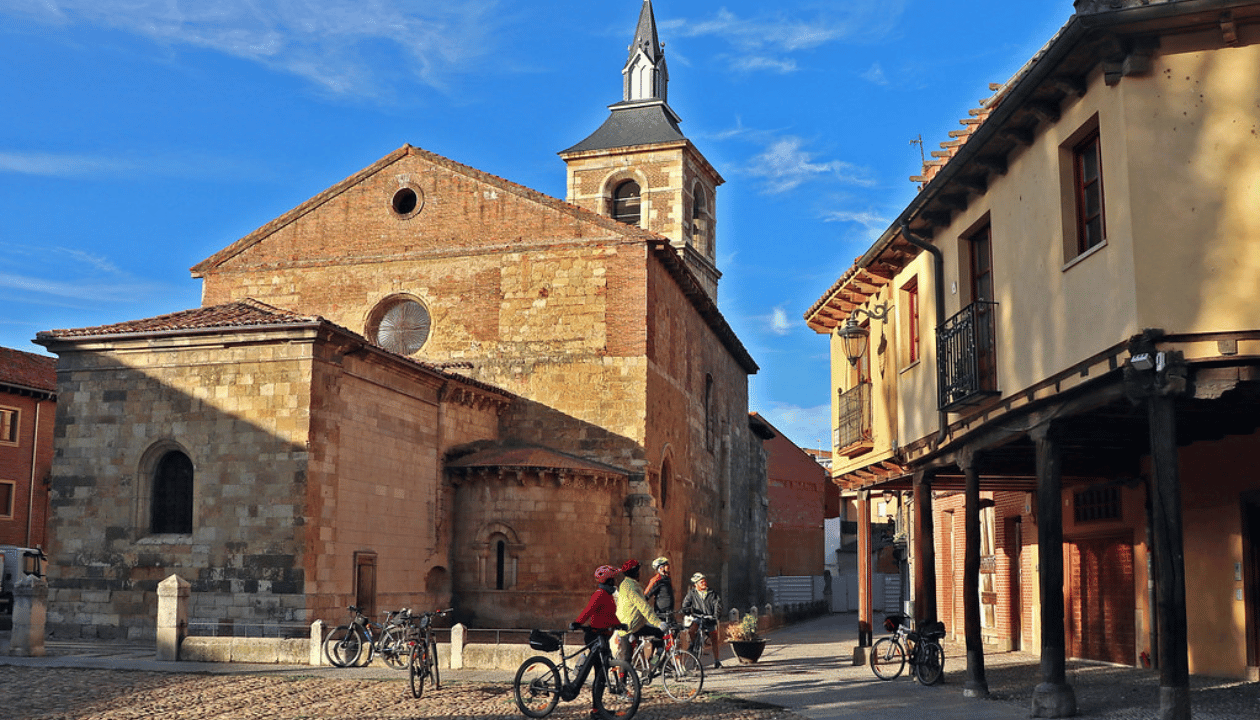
0;666;803;720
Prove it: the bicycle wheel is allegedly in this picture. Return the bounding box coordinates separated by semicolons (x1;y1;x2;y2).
323;625;362;667
513;656;561;719
379;626;409;670
660;649;704;702
428;639;441;689
593;658;641;719
870;637;906;680
629;642;653;685
409;643;428;699
914;641;945;686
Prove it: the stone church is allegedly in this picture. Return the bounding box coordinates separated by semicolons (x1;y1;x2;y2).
36;0;771;639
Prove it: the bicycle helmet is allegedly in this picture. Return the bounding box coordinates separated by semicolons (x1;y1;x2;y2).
594;564;619;583
690;572;706;584
652;556;669;570
620;559;640;573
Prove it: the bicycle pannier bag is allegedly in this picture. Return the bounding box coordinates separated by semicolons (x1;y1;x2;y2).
529;629;561;652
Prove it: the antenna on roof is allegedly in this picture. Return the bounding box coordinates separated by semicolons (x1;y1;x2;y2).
910;134;925;167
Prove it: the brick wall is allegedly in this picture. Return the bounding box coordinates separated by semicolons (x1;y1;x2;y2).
0;390;54;549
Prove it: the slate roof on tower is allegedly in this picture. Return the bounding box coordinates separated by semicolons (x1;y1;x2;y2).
562;0;685;154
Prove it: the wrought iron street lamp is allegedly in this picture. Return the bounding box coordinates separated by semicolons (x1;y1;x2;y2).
837;303;891;366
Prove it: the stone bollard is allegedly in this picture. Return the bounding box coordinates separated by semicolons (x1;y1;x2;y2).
10;573;48;657
451;623;466;669
310;620;324;666
156;574;190;661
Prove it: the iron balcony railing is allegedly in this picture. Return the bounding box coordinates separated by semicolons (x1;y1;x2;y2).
836;382;873;453
937;300;1000;412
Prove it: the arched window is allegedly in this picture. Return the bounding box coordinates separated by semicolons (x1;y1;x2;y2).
704;374;715;453
692;187;709;253
612;180;642;226
660;458;671;511
495;539;507;590
151;450;193;534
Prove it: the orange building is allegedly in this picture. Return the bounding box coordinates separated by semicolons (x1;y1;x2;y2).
807;2;1260;717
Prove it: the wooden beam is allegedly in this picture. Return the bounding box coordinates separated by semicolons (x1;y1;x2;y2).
1001;126;1034;146
1051;75;1087;98
1029;100;1061;124
975;154;1008;176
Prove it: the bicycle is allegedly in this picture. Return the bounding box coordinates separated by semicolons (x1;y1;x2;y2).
513;624;642;720
322;605;413;669
627;617;704;701
870;614;946;685
685;613;719;663
408;607;453;699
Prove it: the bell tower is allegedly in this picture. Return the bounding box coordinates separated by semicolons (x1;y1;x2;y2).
560;0;723;299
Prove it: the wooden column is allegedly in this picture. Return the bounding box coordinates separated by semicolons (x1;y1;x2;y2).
1030;422;1076;718
857;490;874;654
1149;392;1190;720
959;450;989;698
912;469;938;625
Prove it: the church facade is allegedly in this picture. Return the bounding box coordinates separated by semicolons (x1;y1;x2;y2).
37;1;770;639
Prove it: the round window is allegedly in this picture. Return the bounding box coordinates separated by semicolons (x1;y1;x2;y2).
391;186;424;217
369;298;431;355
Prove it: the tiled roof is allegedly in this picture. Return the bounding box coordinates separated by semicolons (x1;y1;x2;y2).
446;445;627;477
0;346;56;392
36;299;323;340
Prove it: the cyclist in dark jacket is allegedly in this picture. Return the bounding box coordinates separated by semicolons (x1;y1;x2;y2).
681;572;724;668
644;556;675;619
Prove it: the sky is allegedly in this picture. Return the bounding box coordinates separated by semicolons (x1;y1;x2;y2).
0;0;1073;450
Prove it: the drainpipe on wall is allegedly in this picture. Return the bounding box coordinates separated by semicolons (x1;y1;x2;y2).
27;400;42;548
899;222;948;446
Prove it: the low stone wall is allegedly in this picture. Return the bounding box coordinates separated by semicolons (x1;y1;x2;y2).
181;637;310;665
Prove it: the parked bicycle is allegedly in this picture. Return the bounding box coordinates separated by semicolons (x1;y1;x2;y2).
870;614;946;685
513;624;641;719
627;616;703;702
322;605;413;669
408;607;453;699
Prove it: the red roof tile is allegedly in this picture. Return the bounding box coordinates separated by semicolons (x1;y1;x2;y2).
0;346;56;392
447;445;627;476
36;299;322;340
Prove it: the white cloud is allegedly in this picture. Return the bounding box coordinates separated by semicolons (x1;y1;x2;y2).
745;136;874;194
731;56;798;74
0;152;137;177
756;401;832;450
822;208;890;237
0;0;503;97
770;306;793;336
861;62;888;85
0;244;169;304
0;150;270;180
664;4;901;53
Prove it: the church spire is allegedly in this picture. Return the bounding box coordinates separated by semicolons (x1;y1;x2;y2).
624;0;668;104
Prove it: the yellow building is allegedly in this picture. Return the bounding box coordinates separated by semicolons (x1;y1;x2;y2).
806;1;1260;716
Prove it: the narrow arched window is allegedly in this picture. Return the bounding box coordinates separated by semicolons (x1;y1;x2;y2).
692;187;708;252
495;540;506;590
660;459;671;511
612;180;642;226
704;374;715;453
151;450;193;534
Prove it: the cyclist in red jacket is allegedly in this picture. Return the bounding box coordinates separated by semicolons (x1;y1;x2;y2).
573;564;622;718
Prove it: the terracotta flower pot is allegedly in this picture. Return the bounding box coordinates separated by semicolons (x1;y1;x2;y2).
730;639;767;664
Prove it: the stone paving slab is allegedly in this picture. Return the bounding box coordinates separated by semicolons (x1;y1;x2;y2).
4;615;1259;719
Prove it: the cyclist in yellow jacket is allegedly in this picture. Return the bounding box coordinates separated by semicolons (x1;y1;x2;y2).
615;559;665;663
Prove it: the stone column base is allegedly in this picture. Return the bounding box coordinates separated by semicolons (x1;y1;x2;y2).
852;645;869;666
1031;681;1077;717
1158;686;1190;720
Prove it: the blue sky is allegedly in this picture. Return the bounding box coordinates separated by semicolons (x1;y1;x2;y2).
0;0;1071;449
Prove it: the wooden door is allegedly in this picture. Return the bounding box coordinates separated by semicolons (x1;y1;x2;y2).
1068;534;1135;665
354;552;377;620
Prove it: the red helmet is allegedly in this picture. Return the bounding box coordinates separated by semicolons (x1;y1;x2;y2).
620;559;640;573
594;565;619;583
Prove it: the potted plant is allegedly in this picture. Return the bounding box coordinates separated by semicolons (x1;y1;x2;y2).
725;613;767;664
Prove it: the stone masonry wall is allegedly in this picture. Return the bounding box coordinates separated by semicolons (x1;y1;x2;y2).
44;330;316;640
